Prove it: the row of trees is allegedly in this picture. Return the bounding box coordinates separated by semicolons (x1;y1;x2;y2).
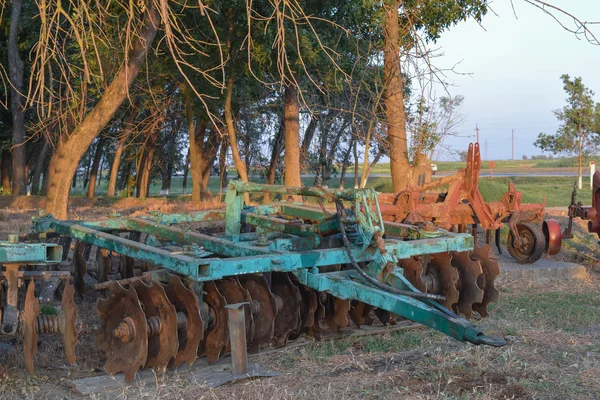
0;1;597;218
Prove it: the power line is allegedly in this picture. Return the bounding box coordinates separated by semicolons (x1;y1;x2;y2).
475;124;480;143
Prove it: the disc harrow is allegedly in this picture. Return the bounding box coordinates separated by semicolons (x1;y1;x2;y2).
30;180;507;382
0;239;78;375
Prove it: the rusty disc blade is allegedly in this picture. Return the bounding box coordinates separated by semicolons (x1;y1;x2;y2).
161;275;203;369
23;280;40;375
60;279;78;365
216;278;255;350
95;247;111;283
131;279;178;374
96;282;147;382
271;272;302;346
73;241;88;295
288;275;317;340
470;245;500;318
324;295;350;333
239;274;277;353
349;301;375;328
399;257;426;292
309;292;327;337
426;252;460;310
451;251;484;318
200;281;228;363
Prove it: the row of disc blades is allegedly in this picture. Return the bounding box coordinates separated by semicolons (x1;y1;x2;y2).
399;244;500;318
97;271;401;382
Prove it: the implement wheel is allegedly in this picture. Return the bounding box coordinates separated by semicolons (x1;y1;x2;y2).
507;223;545;264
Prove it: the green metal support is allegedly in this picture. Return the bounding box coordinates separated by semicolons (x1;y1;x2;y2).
0;242;62;264
296;269;505;347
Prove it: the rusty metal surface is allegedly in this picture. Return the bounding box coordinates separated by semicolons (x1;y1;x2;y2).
23;280;40;375
379;143;545;260
2;264;19;335
426;253;459;310
130;279;178;374
96;282;148;382
543;219;562;256
225;302;249;376
348;301;375;327
288;276;317;340
399;257;426;292
201;281;229;363
73;241;88;294
239;275;277;352
95;247;111;282
507;222;545;264
162;275;203;368
324;295;350;333
60;279;78;365
451;251;484;318
470;245;500;318
216;278;255;349
271;272;302;346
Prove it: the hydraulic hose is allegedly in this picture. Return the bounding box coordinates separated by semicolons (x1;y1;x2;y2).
334;200;445;302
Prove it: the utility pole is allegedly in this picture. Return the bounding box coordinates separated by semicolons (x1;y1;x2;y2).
511;129;515;163
475;124;479;143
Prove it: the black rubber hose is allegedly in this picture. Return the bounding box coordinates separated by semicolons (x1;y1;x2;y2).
334;200;445;301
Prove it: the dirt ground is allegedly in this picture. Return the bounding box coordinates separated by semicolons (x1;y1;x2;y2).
0;203;599;399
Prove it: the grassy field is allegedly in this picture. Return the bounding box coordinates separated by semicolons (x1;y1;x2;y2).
69;174;589;208
368;156;596;174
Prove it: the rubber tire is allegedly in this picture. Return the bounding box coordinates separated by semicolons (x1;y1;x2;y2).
507;222;545;264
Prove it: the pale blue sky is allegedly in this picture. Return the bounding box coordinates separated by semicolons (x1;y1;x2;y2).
432;0;600;160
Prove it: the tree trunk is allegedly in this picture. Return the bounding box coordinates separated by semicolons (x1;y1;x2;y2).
45;4;159;218
8;0;27;195
135;142;148;197
108;136;126;197
384;0;410;192
1;149;11;193
300;114;319;169
139;144;155;199
108;109;135;197
31;141;50;195
184;85;204;203
201;131;220;191
360;149;383;188
219;136;228;191
82;143;95;189
339;144;353;189
353;139;359;189
182;149;190;194
314;120;329;186
284;84;301;191
578;153;583;190
266;117;285;185
87;137;106;198
42;149;57;196
224;74;248;184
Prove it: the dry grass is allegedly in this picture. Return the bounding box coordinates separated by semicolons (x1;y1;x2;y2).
1;205;600;399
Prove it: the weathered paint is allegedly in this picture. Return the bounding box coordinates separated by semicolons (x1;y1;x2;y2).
28;181;507;347
295;269;505;347
0;243;62;264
